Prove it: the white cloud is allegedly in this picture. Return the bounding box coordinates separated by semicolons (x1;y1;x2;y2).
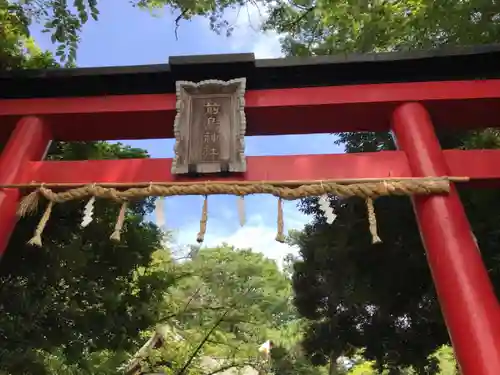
230;4;283;58
169;200;310;267
202;3;284;58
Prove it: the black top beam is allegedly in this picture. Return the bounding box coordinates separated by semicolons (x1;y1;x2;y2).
1;45;500;99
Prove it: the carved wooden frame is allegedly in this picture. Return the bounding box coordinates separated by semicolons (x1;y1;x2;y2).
171;78;247;175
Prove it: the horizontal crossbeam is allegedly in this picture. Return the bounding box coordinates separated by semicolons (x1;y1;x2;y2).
1;80;500;141
13;149;500;187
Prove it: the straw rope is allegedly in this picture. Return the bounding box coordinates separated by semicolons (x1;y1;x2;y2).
18;179;450;215
276;198;285;243
15;178;454;248
110;201;128;242
196;196;208;243
366;198;382;244
27;201;54;247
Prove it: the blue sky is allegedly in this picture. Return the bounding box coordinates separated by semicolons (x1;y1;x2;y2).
31;0;343;264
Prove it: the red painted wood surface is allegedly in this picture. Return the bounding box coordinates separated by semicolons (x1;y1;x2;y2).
13;149;500;186
0;116;51;257
1;80;500;140
18;152;409;184
392;103;500;375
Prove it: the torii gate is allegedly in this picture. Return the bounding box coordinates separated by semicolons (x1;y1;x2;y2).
1;46;500;374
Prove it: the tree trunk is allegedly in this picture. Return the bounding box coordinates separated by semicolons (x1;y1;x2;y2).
329;353;338;375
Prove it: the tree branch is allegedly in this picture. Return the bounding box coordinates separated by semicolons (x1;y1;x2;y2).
176;310;230;375
282;6;316;30
203;360;258;375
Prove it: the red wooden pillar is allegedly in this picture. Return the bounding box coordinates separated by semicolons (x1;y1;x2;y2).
0;116;52;257
391;102;500;375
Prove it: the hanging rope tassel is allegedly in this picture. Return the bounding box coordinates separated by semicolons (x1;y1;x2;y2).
276;197;285;243
17;189;41;217
155;197;166;228
110;201;128;242
197;196;208;243
237;196;246;226
27;201;54;247
366;198;382;244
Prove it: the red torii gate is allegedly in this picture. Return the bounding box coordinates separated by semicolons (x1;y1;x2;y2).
1;46;500;374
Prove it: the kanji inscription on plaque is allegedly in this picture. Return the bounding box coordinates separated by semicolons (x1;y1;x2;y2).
172;78;247;174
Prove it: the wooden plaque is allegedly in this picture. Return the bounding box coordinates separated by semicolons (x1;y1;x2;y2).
172;78;247;175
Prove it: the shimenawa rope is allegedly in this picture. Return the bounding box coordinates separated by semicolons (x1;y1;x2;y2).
16;178;452;247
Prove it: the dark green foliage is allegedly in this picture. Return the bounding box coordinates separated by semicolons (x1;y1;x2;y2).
271;344;324;375
0;142;173;374
291;129;500;374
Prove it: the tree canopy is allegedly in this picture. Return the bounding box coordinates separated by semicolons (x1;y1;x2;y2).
129;245;300;375
256;1;500;374
0;6;176;374
0;0;57;69
233;2;500;374
0;142;175;375
6;0;500;65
